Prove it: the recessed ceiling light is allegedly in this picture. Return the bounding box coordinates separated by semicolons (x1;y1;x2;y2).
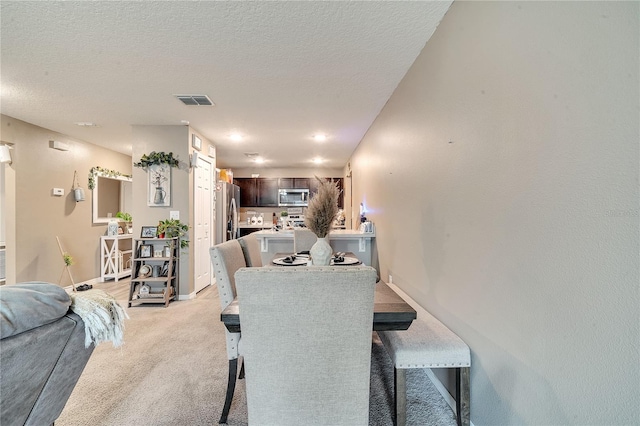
312;157;323;164
254;157;265;164
230;133;243;141
75;122;99;127
313;134;327;142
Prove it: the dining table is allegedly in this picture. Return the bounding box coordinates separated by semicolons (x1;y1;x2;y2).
220;280;417;333
221;251;416;332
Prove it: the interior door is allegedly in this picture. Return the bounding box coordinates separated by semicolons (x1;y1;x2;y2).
194;156;213;293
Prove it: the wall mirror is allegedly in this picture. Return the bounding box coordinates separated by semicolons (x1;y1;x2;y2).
91;168;133;224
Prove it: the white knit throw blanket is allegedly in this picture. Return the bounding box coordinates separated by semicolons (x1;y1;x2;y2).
70;289;129;348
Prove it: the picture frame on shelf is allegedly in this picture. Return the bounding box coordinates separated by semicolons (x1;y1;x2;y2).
139;244;153;258
141;226;158;238
154;248;164;258
192;134;202;151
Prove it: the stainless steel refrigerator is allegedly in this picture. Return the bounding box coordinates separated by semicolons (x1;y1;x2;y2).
215;182;240;244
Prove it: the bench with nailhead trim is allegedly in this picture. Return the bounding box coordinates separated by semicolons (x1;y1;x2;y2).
377;283;470;426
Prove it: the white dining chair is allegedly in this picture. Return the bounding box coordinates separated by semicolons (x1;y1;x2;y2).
235;266;377;425
237;233;263;267
209;239;246;424
293;228;317;253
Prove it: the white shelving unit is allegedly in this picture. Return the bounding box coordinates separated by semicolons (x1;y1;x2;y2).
100;235;133;282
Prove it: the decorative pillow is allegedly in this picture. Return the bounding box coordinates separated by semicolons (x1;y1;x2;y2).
0;282;71;339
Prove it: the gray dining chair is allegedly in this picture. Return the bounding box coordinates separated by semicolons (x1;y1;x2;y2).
293;228;317;253
210;239;247;424
235;265;377;426
237;233;263;267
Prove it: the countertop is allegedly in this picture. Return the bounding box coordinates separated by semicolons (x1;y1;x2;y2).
253;229;375;239
239;223;271;229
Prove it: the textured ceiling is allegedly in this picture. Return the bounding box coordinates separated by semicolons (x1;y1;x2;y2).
1;1;451;169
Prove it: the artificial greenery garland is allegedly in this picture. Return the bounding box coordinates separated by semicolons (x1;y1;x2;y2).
88;166;132;190
134;151;180;169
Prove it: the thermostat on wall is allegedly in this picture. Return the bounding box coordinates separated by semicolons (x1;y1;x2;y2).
52;188;64;196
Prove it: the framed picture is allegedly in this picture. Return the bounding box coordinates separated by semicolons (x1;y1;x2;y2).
154;248;163;258
192;134;202;151
208;145;216;158
148;163;171;207
141;226;158;238
139;244;153;258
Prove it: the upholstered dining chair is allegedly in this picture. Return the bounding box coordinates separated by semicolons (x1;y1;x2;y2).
237;233;263;267
210;239;247;424
235;266;377;426
293;228;317;253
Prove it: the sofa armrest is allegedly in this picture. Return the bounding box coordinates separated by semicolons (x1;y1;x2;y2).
26;312;94;426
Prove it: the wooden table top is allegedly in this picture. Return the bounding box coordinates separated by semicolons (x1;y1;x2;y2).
220;281;416;332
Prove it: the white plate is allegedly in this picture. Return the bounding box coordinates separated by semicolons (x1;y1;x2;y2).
331;256;361;266
272;256;309;266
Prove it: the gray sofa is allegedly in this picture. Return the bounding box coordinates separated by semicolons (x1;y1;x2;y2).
0;282;94;426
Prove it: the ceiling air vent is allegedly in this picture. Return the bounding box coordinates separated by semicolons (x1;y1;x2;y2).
175;95;214;106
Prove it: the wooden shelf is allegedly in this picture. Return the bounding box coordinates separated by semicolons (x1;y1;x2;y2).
131;275;175;283
128;237;179;308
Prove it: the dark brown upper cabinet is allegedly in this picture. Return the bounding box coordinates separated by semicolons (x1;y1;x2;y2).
234;178;279;207
235;177;343;208
278;178;310;189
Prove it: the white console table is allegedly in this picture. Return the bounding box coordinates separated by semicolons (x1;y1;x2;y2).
100;235;133;282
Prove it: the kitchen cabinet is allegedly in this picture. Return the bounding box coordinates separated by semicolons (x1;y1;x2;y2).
234;178;278;207
128;237;179;308
278;178;310;189
235;177;343;208
236;178;258;208
259;178;279;206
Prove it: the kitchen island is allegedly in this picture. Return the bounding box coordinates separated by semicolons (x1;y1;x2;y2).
252;229;376;266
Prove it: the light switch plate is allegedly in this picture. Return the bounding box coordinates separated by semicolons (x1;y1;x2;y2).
170;211;180;220
52;188;64;196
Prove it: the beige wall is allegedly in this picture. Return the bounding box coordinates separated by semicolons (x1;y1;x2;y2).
131;125;215;298
349;2;639;424
1;114;132;285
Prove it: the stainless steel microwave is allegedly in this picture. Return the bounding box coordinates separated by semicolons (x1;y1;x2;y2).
278;189;309;206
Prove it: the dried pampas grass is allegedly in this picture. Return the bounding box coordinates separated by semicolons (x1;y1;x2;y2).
305;177;339;238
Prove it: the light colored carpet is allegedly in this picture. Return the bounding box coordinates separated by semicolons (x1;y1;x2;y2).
57;284;457;426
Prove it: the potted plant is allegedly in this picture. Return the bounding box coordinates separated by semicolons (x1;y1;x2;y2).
280;210;289;229
304;177;340;265
157;219;189;249
116;211;133;234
